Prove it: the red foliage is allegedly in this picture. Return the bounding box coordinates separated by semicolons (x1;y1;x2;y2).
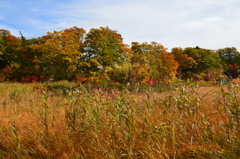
231;78;240;84
228;64;237;70
75;77;89;84
161;80;169;85
75;76;105;85
228;64;239;78
0;67;13;79
22;76;40;83
145;79;156;86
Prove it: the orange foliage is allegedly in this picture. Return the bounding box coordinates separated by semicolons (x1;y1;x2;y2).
0;66;13;79
175;54;196;70
75;76;104;85
131;64;150;84
159;52;179;79
231;78;240;84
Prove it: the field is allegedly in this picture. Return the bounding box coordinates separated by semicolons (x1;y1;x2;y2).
0;82;239;158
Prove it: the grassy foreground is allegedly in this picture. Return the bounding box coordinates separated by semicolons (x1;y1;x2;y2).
0;82;239;158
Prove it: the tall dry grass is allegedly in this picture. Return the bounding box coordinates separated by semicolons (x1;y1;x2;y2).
0;82;239;158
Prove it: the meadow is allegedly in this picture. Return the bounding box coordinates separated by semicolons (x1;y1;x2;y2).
0;81;239;158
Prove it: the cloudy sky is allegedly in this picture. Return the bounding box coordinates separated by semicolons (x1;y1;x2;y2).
1;0;240;50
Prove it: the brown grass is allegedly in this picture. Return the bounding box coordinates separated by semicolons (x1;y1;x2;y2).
0;82;239;158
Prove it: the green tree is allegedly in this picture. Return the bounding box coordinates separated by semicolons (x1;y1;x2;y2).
217;47;240;66
197;49;221;72
216;47;240;78
172;47;222;80
80;26;127;75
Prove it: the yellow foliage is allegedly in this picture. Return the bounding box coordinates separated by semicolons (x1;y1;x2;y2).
63;57;73;63
34;65;40;70
131;64;150;84
32;59;40;63
89;59;101;66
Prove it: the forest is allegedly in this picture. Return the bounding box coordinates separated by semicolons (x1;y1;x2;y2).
0;26;240;84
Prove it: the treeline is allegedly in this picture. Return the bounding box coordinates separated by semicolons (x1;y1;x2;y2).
0;27;239;84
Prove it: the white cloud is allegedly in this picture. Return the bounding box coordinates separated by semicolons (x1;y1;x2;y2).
0;24;20;36
2;0;240;50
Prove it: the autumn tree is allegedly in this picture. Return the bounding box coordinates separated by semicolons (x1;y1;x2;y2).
172;47;222;80
130;41;178;84
14;38;44;80
157;52;179;80
106;46;133;83
80;26;127;76
29;27;86;81
0;30;21;69
0;30;22;80
171;47;197;78
130;42;151;83
216;47;240;78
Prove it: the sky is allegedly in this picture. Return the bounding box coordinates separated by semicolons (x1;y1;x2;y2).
1;0;240;51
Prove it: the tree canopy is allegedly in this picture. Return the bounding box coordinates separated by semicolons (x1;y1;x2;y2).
80;26;127;75
0;26;239;83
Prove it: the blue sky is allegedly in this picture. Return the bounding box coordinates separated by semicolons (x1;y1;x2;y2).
1;0;240;50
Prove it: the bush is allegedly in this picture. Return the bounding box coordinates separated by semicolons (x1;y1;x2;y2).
0;73;5;82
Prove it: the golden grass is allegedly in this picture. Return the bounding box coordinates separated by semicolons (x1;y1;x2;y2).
0;83;239;158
